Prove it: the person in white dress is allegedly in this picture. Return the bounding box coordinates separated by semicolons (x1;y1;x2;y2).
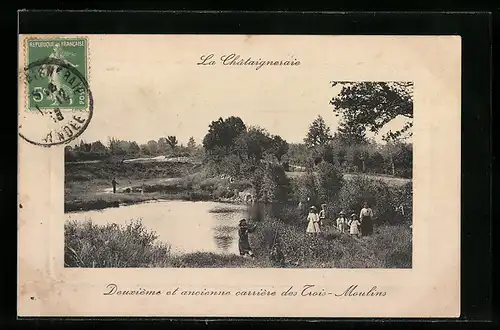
348;213;361;237
335;211;348;233
306;206;321;235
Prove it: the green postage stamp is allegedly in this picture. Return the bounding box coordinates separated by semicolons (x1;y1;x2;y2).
21;36;93;147
25;38;89;110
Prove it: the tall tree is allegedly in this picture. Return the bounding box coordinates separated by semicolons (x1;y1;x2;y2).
90;140;108;155
335;120;367;145
330;81;413;141
108;137;126;155
203;116;246;154
166;136;178;151
235;126;272;164
147;140;159;155
129;141;140;155
157;137;169;154
140;144;150;155
304;115;333;148
187;136;197;150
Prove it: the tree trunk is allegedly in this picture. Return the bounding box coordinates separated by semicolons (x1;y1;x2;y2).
390;155;395;176
362;160;366;173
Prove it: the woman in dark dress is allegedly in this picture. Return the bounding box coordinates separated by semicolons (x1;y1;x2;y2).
359;202;374;236
238;219;257;257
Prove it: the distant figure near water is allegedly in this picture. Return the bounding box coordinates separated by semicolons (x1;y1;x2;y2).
111;178;118;194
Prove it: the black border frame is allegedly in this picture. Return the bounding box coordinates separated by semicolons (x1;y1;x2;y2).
6;9;493;328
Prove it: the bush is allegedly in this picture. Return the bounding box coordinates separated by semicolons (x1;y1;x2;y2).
198;177;222;192
64;219;171;267
315;161;344;204
259;163;291;204
336;176;397;224
294;170;318;205
229;179;253;192
275;205;304;226
391;181;412;224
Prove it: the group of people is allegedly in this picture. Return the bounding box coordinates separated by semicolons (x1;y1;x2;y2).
237;202;375;259
306;202;374;238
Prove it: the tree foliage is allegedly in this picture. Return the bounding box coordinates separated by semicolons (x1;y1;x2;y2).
267;135;289;162
315;161;344;203
234;126;272;164
166;136;178;151
187;137;197;150
330;81;414;141
203;116;246;154
257;163;291;204
335;120;367;145
304;115;332;148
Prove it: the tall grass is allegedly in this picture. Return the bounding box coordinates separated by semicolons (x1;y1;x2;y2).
248;216;411;268
65;214;411;268
65;219;172;267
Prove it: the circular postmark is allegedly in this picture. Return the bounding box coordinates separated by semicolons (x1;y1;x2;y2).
19;57;93;147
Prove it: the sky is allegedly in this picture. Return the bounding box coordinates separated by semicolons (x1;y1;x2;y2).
70;35;411;147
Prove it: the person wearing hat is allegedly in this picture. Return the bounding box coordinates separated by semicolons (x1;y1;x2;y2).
238;219;257;258
335;211;348;233
348;213;361;237
306;206;321;235
359;201;374;236
319;204;327;227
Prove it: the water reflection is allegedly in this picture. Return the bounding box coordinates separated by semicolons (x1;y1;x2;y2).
213;234;234;251
68;200;247;254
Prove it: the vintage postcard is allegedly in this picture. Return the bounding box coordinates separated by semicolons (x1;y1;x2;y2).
18;34;461;317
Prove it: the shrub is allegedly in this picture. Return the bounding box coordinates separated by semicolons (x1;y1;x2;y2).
275;205;304;226
259;163;291;204
315;161;344;204
394;181;413;223
213;184;235;199
198;177;222;192
294;169;318;205
336;176;397;224
229;179;253;192
64;219;171;267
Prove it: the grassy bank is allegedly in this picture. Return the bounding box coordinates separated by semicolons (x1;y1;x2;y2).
65;215;411;268
65;160;200;182
65;161;253;212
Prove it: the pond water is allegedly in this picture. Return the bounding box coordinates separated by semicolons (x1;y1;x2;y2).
67;200;249;255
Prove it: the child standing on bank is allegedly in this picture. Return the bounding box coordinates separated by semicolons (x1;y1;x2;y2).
348;213;361;237
335;211;348;233
319;204;327;227
238;219;257;258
